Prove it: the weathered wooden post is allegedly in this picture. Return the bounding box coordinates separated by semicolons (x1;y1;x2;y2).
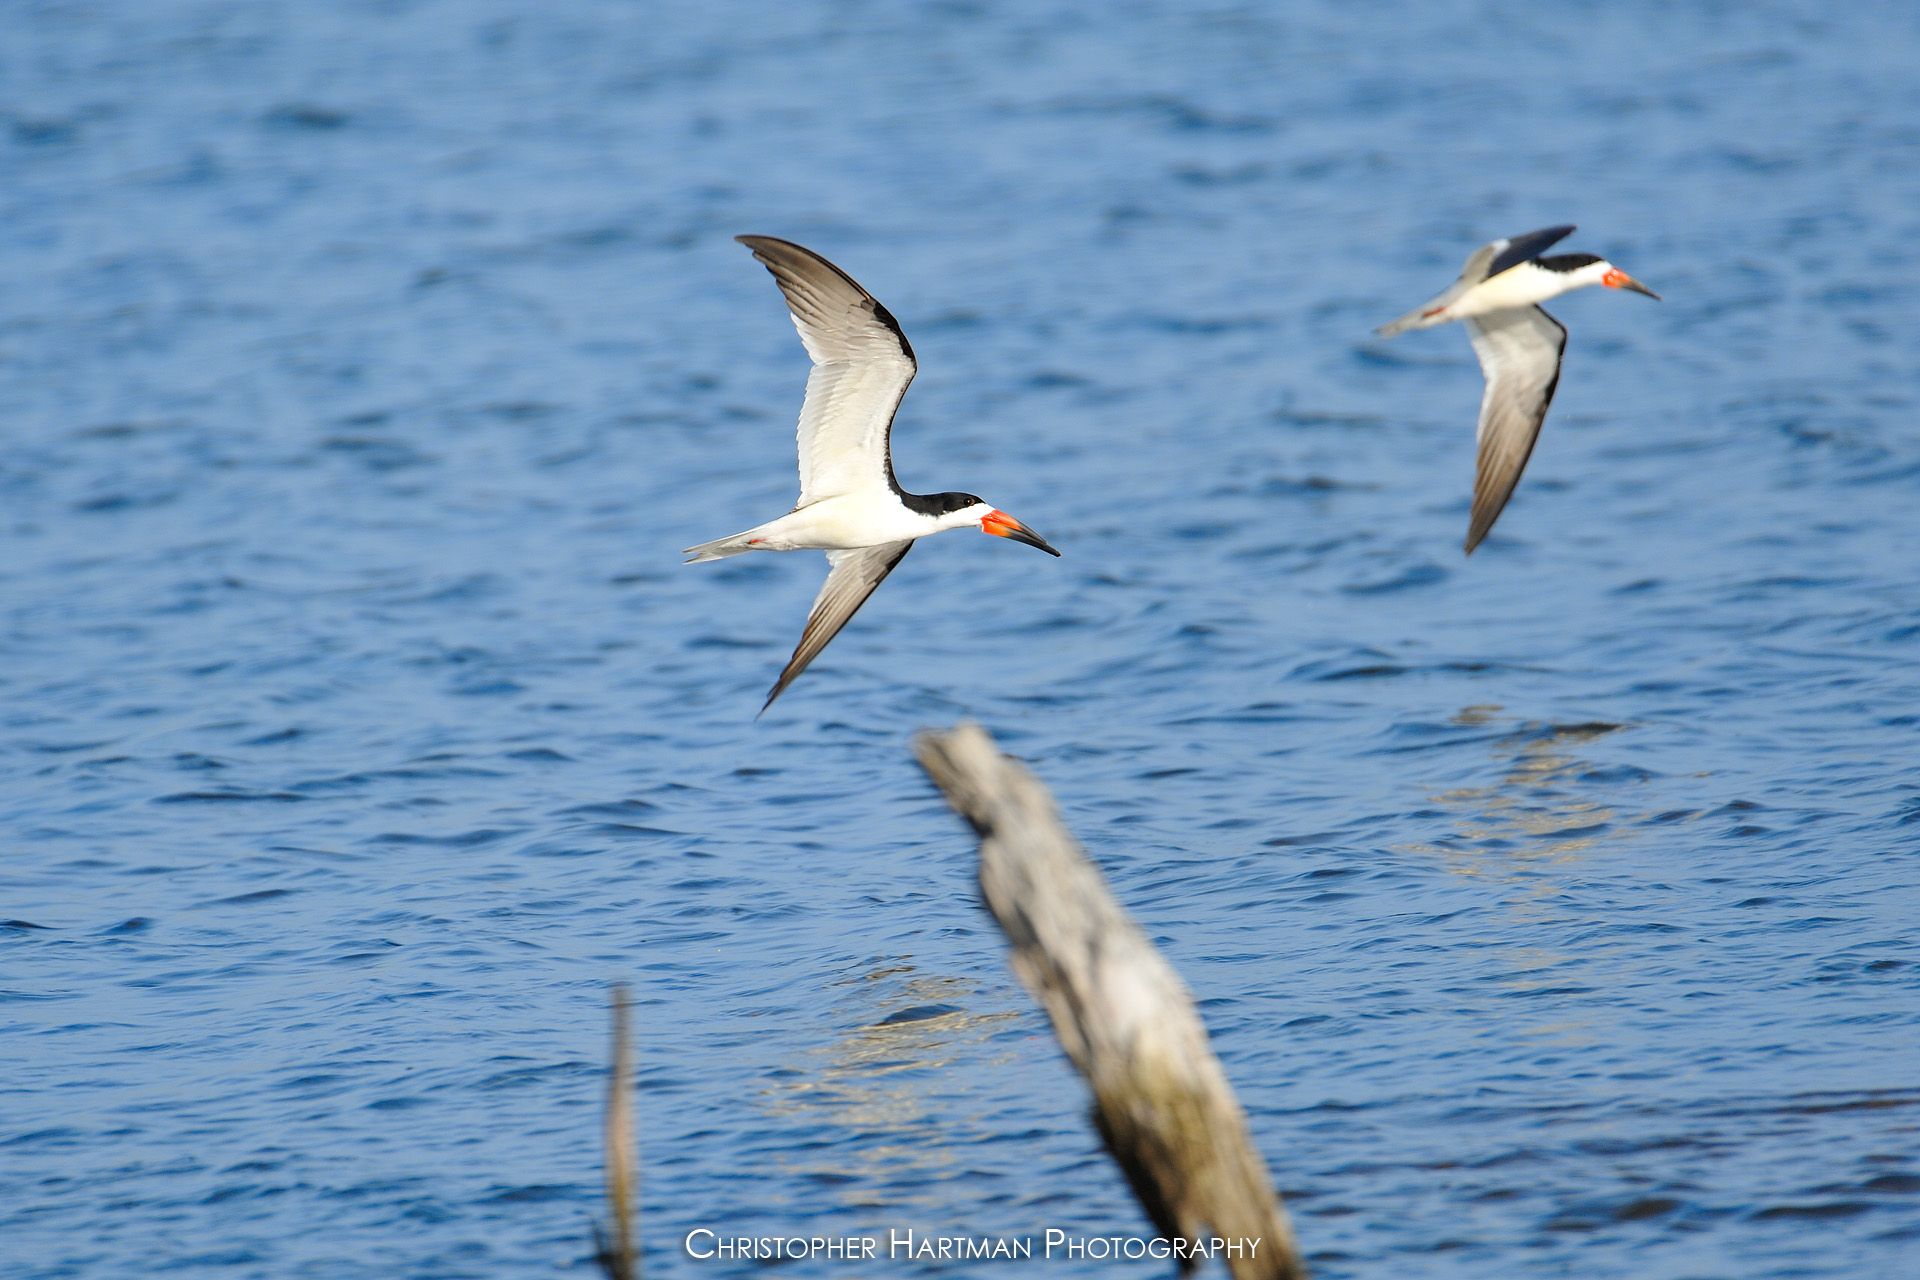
915;723;1304;1280
594;984;640;1280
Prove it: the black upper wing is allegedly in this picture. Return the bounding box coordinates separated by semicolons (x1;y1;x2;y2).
1485;225;1577;280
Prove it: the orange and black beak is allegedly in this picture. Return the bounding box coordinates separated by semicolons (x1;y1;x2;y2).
1602;268;1660;300
981;509;1061;556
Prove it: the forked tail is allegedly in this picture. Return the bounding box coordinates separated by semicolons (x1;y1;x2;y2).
1374;301;1449;337
682;530;759;563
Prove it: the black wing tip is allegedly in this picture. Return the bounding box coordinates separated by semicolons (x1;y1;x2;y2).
1464;507;1503;554
734;234;829;277
733;234;916;363
734;234;858;287
757;671;797;718
736;234;812;273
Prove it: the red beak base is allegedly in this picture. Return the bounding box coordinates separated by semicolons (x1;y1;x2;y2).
1602;268;1661;299
981;510;1061;556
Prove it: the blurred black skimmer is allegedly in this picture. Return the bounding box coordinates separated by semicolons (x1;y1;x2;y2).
1375;225;1659;553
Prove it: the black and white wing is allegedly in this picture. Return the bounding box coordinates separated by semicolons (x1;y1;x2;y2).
737;236;917;507
1480;224;1576;282
1462;306;1567;554
761;541;915;714
1375;224;1576;337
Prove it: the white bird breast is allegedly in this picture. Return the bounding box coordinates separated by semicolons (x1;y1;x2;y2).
1452;259;1610;318
747;492;988;551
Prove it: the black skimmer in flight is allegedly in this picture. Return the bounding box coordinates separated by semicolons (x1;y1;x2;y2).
686;236;1060;714
1374;225;1659;554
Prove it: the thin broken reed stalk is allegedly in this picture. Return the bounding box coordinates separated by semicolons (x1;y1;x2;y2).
594;984;639;1280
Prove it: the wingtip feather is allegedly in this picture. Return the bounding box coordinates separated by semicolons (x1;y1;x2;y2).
757;675;792;718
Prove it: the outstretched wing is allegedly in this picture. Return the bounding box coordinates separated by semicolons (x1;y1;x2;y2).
1482;224;1576;281
1375;224;1577;337
1462;306;1567;554
761;541;915;714
737;236;917;507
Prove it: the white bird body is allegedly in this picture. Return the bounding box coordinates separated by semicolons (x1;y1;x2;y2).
1374;225;1659;552
686;236;1059;712
685;490;990;558
1438;257;1613;320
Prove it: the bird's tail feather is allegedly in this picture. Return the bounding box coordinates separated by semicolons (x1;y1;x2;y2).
1374;303;1450;338
683;530;759;563
1374;309;1424;337
1375;276;1475;337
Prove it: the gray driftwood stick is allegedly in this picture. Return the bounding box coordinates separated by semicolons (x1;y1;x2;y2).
915;723;1303;1280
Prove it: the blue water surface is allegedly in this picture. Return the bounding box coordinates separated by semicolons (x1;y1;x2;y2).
2;2;1918;1276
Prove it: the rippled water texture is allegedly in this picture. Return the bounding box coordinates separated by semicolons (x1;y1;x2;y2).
3;2;1918;1276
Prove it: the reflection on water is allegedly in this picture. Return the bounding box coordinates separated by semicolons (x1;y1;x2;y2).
756;962;1023;1205
1398;710;1655;1040
1412;709;1643;871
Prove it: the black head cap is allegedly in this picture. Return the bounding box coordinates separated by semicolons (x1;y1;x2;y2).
1534;252;1604;274
903;490;986;517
